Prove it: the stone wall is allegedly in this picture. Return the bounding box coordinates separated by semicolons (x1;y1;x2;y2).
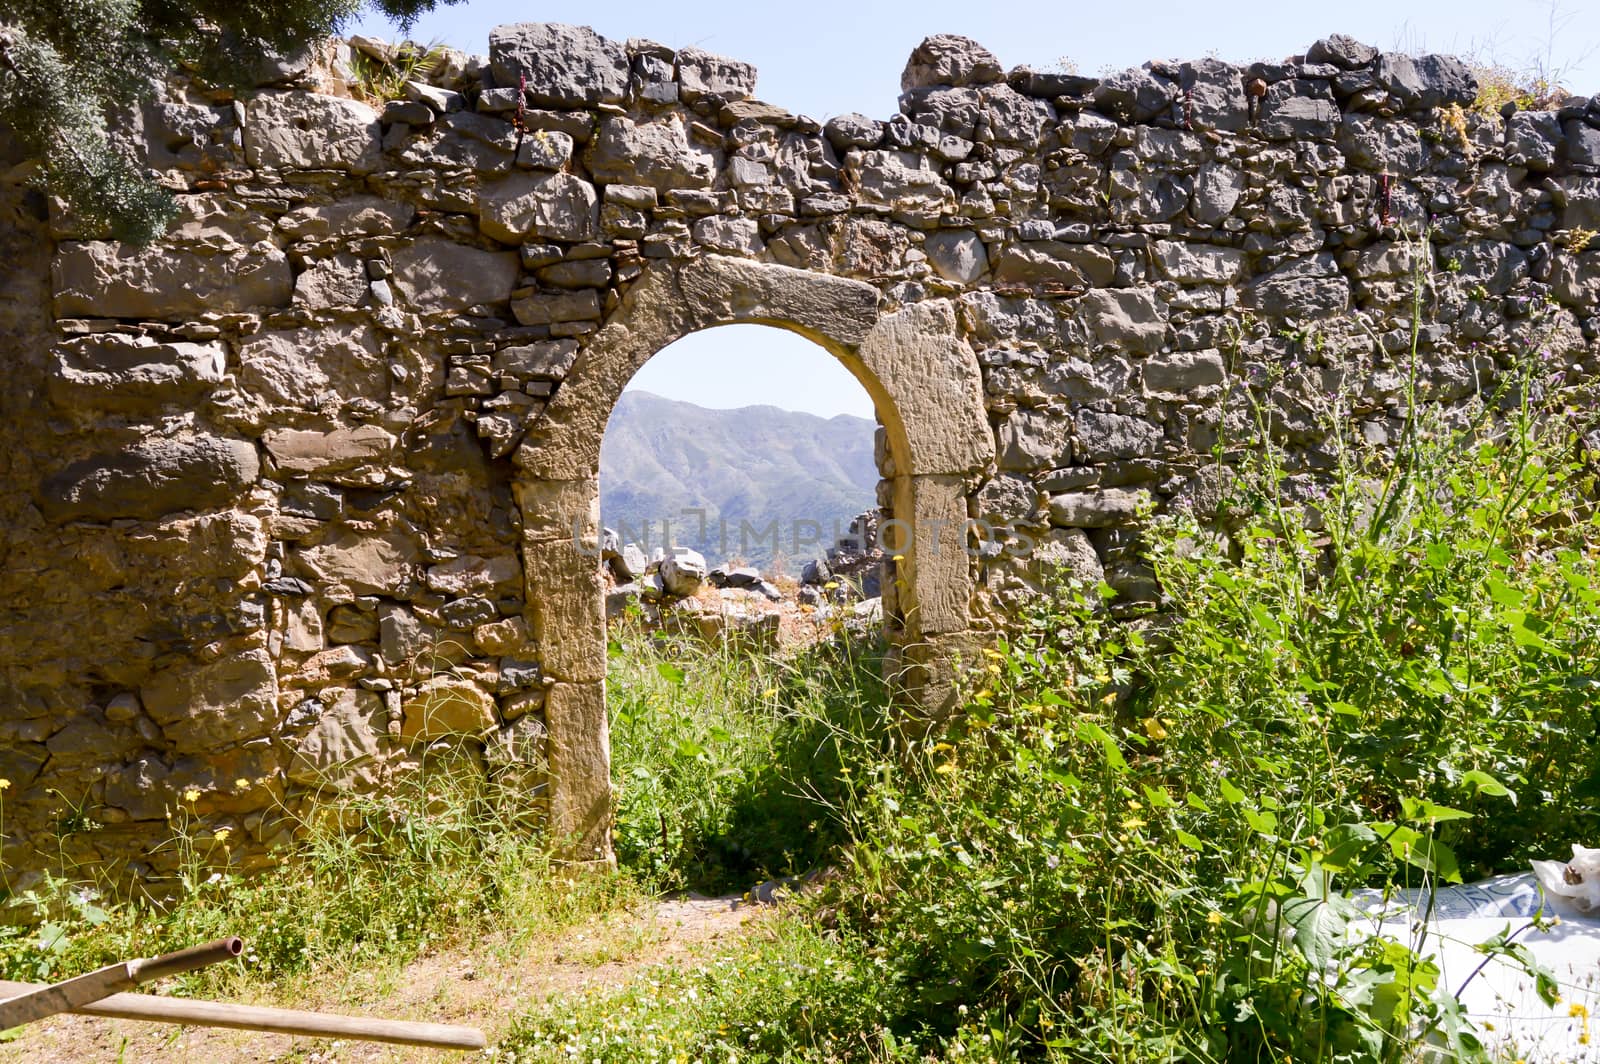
2;25;1597;886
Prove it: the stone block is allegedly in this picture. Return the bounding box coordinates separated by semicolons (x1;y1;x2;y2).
586;115;717;191
1075;410;1162;460
390;237;520;311
1143;350;1227;394
263;425;397;476
488;23;629;106
1077;288;1166;351
511;289;603;326
401;677;497;741
245;91;381;172
925;229;989;284
237;324;385;411
1047;488;1150;528
544;681;612;862
676;47;757;102
996;407;1071;471
40;434;259;523
142;648;278;750
53;242;291;318
901;34;1003;91
48;335;224;413
288;688;386;791
478;171;599;244
298;526;419;597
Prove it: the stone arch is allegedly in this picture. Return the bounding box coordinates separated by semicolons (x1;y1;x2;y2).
512;255;992;863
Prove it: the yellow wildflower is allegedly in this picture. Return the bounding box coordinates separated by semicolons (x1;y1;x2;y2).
1142;717;1169;740
1207;911;1224;926
934;762;958;776
234;778;250;790
0;778;10;791
214;828;232;842
182;787;201;803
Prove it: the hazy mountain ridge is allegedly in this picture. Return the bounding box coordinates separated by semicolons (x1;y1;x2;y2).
600;390;879;573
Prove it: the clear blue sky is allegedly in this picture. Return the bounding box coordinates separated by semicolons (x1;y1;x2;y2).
353;0;1599;417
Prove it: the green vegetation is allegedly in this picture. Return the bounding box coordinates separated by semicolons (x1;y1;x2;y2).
0;0;458;241
7;248;1600;1061
606;612;890;892
504;247;1600;1061
0;767;634;990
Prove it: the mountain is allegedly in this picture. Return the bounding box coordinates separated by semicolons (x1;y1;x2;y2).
599;390;880;574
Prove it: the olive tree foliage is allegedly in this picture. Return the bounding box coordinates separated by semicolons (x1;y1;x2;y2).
0;0;453;241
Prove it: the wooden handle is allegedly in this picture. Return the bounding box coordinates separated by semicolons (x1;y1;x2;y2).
130;936;243;983
0;979;486;1050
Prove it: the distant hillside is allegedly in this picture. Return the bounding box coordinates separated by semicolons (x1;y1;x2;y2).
600;390;879;574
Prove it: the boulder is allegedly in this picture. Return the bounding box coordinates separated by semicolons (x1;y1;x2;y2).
676;47;757;102
709;565;762;589
488;23;629;106
40;434;259;522
901;35;1003;91
660;548;707;597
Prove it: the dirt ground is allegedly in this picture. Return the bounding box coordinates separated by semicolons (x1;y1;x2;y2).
0;895;757;1063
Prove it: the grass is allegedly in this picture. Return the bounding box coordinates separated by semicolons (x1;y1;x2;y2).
8;237;1600;1061
0;766;639;995
605;608;891;894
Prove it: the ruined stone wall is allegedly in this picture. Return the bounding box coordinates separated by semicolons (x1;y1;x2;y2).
2;25;1597;887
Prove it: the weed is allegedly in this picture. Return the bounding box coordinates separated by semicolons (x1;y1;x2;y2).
347;39;447;105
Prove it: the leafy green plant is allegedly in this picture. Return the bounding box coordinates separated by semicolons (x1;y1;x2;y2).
606;615;891;893
347;38;448;104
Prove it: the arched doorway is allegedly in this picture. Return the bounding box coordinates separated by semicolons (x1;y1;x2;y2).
513;256;991;863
